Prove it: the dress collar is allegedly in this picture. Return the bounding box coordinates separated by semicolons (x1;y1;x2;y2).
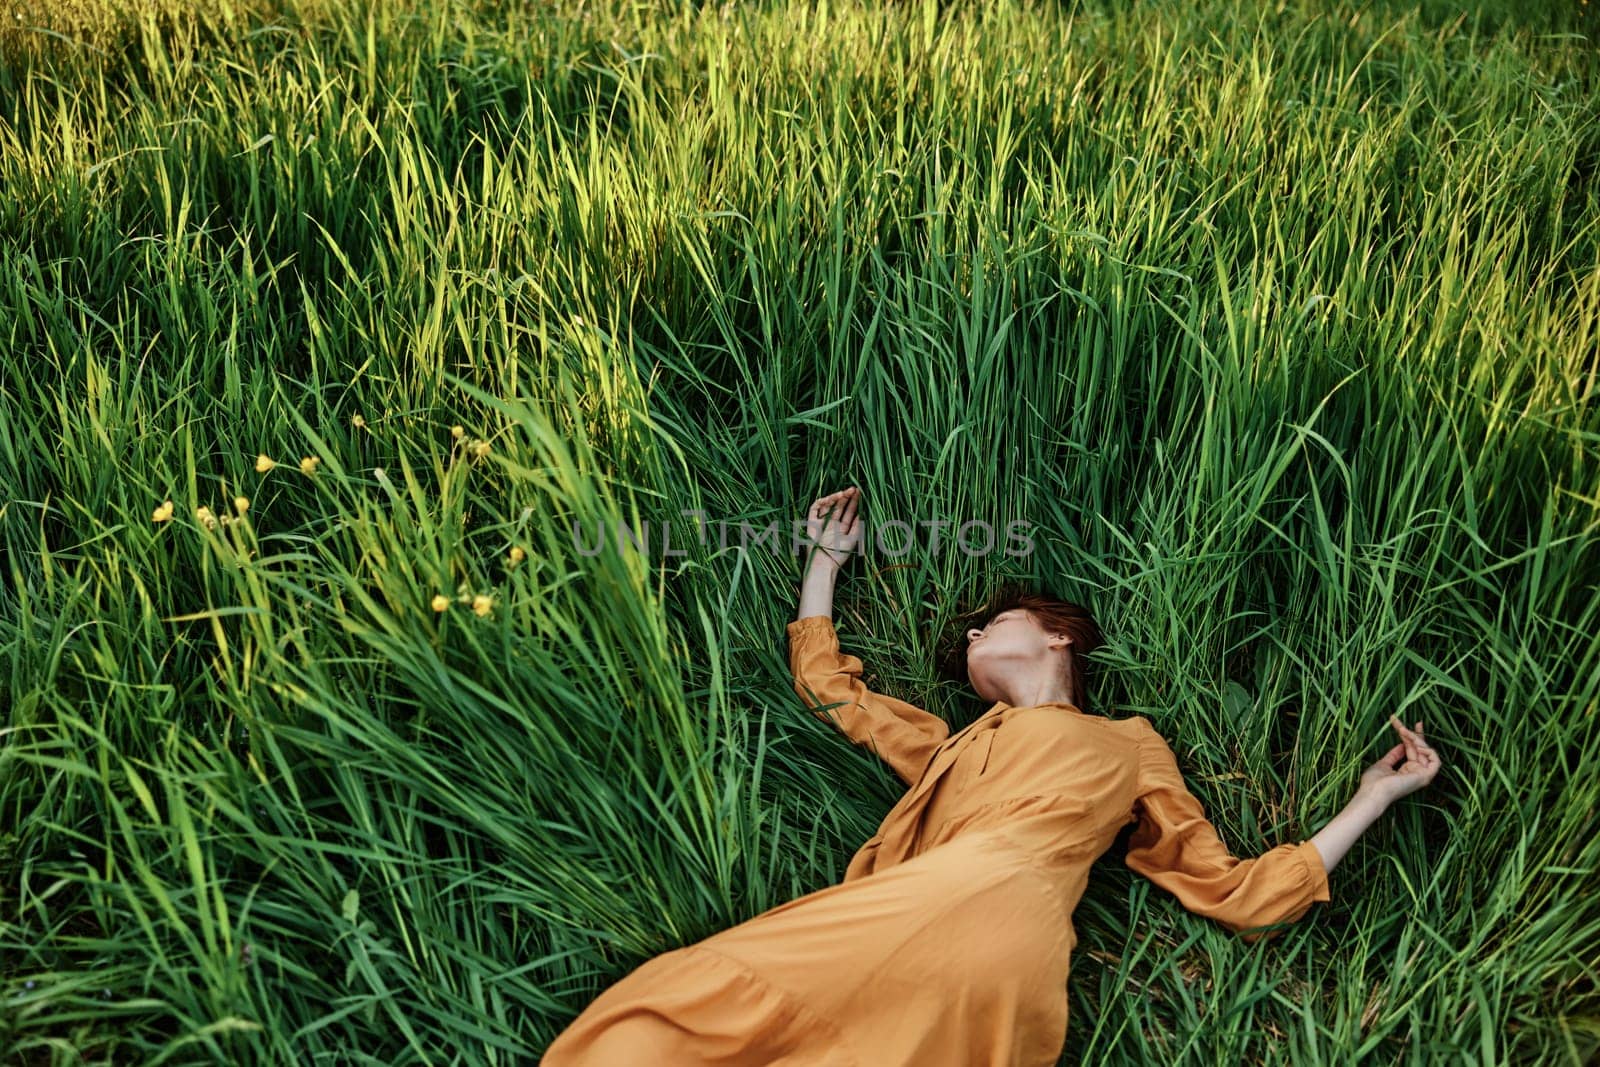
981;699;1084;719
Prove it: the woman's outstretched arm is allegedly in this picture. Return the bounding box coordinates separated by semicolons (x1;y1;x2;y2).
1126;715;1443;944
1124;722;1333;944
1309;715;1443;874
795;487;858;622
787;487;950;786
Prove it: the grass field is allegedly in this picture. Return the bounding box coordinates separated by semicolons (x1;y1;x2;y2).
2;0;1598;1062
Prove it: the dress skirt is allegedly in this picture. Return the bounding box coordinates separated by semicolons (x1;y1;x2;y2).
540;827;1076;1067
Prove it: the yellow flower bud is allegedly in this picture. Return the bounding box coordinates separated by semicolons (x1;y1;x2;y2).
352;414;366;428
472;594;493;617
299;456;321;476
233;496;249;515
255;454;276;473
152;500;173;523
451;425;465;440
431;594;450;612
508;545;526;565
194;506;217;531
471;440;491;459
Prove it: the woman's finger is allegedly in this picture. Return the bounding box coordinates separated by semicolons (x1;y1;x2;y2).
1389;715;1417;762
1392;714;1421;751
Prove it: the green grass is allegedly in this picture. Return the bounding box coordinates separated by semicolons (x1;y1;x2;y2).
2;0;1598;1062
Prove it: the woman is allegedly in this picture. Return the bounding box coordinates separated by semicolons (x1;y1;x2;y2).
542;487;1442;1066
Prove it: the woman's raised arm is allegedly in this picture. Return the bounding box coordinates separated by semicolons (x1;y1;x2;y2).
788;488;949;786
795;487;860;622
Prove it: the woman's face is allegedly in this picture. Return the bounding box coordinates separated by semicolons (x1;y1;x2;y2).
964;608;1069;702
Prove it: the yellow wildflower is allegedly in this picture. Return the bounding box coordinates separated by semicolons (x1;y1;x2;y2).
352;414;366;428
471;440;491;459
508;545;526;565
152;500;173;523
195;506;217;531
451;425;465;440
472;594;493;617
233;496;250;515
430;594;450;612
299;456;321;476
255;454;276;473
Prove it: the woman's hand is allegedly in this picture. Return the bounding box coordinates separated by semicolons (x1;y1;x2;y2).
1358;715;1442;807
804;486;863;569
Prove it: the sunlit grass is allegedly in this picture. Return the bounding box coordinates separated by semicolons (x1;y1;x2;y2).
2;0;1598;1062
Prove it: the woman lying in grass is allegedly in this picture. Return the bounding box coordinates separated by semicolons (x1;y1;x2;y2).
543;486;1442;1066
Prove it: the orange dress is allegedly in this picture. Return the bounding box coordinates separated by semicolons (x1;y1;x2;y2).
541;616;1331;1066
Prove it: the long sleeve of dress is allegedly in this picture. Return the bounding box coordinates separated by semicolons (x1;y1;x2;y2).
1124;720;1331;944
786;615;951;788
